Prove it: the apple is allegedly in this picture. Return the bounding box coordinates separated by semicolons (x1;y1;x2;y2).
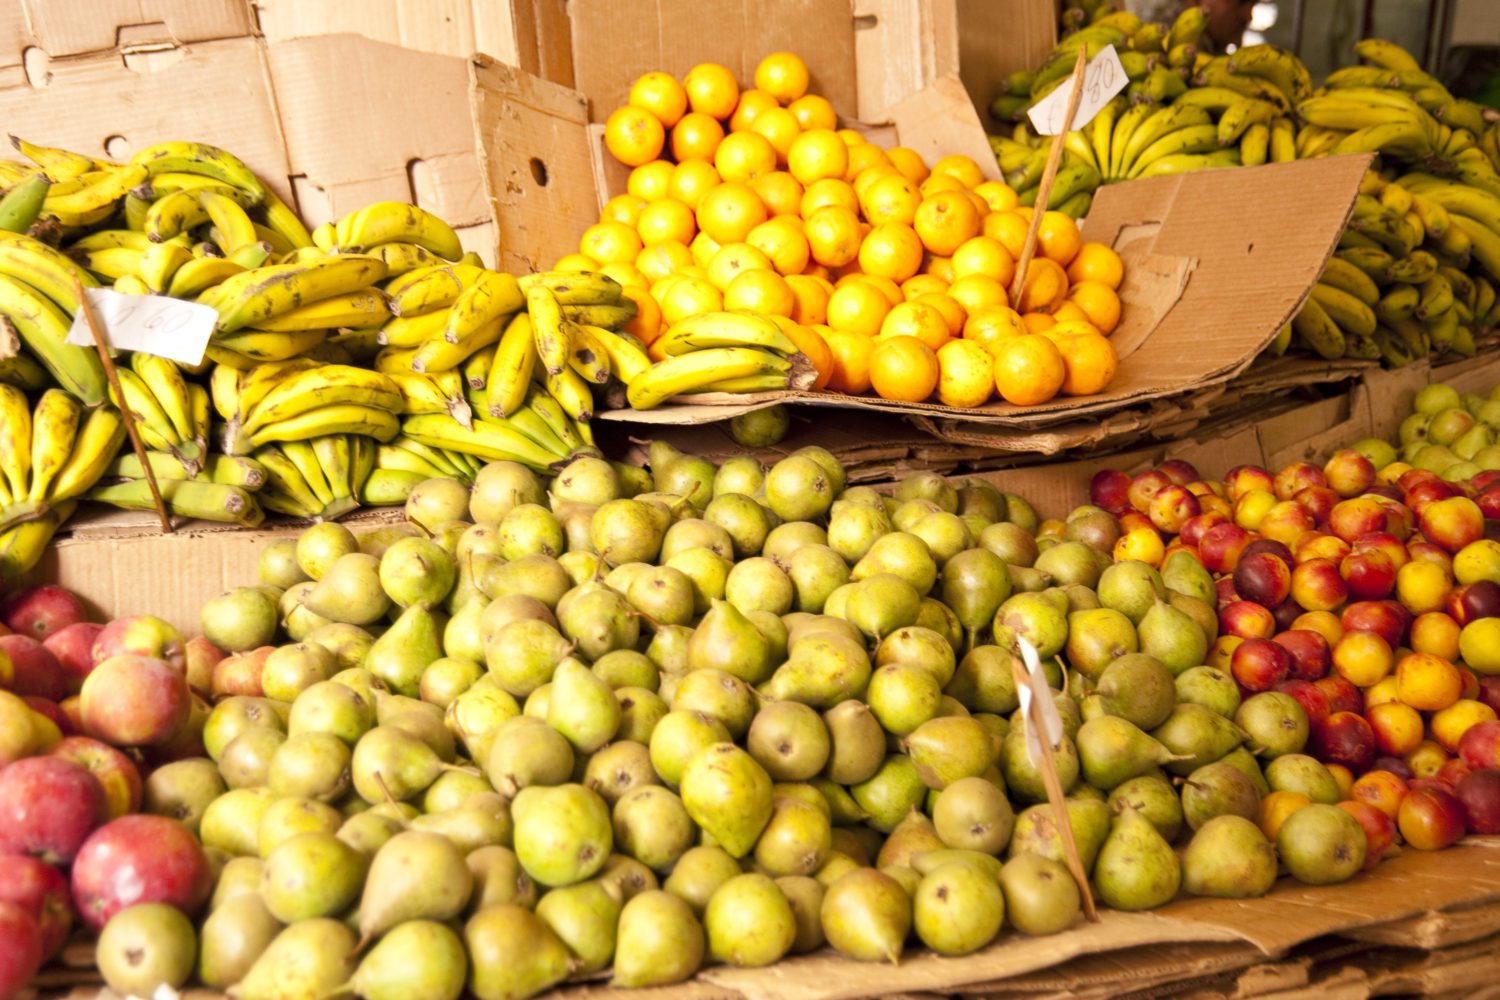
46;736;142;820
1329;497;1388;543
1294;532;1351;565
1449;580;1500;625
0;901;43;1000
1336;800;1395;870
1089;469;1132;515
1351;768;1409;818
1290;558;1348;613
1127;469;1172;514
79;655;191;747
1233;551;1292;608
211;646;274;699
1315;675;1364;716
1158;459;1201;486
1258;501;1316;546
1459;719;1500;770
1233;490;1276;531
90;616;185;673
1324;449;1378;498
1437;756;1473;788
1480;677;1500;715
1274;462;1327;501
1220;600;1276;640
1456;769;1500;834
1397;785;1467;850
142;693;210;766
41;622;104;695
1311;710;1376;771
1339;549;1396;601
1406;540;1454;574
1418;496;1485;553
1147;484;1200;534
0;855;71;959
182;635;225;697
1271;600;1305;632
1225;465;1275;501
1341;600;1409;649
1231;637;1292;692
1180;511;1228;548
1272;629;1332;682
70;814;212;931
0;586;86;641
1478;486;1500;521
1292;486;1339;526
0;635;64;701
1200;522;1252;574
0;756;108;864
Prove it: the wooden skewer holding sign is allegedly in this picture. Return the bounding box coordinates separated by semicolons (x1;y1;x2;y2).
1010;46;1090;306
1010;647;1099;922
74;280;174;535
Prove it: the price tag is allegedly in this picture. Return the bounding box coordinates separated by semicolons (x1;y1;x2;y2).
1027;45;1129;136
1015;636;1065;767
65;288;216;365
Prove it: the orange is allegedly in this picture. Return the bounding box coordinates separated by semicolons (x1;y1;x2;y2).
821;326;873;394
825;280;891;337
1036;210;1083;265
914;292;965;336
963;305;1027;354
636;241;692;285
857;223;923;282
604;105;666;167
750;108;801;163
902;274;950;300
947;273;1008;315
629;71;689;127
983;210;1031;260
1056;331;1119;396
671;112;726;162
845;142;892;182
724;268;795;316
754;51;810;103
936;339;995;408
696;182;768;243
620;284;663;344
919;172;967;197
1016;257;1068;313
635;198;696;246
950;236;1015;286
579;221;643;265
771;316;833;389
886;147;930;185
668;160;722;210
992;334;1066;406
599;262;647;291
627;161;675;202
869;336;939;403
858;274;904;307
729;89;779;132
930;153;985;189
963;191;991;219
1049;300;1091;325
801;262;833;282
973;181;1019;213
552;252;598;272
689;231;722;268
659;275;723;325
878;300;950;351
600;193;646;227
924;255;956;283
860;173;922;227
789;94;837;131
803;205;862;268
707;242;774;291
785;274;831;325
851;163;900;204
787;129;849;185
684;63;739;119
800;177;859;217
1068;280;1122;335
747;217;810;275
751;171;805;217
914;191;982;256
836;128;865;146
714;131;778;183
1020;311;1056;334
1067;241;1125;289
1044;318;1102;342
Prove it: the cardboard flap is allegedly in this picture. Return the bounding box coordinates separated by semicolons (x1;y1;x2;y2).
14;0;253;61
266;35;486;228
1109;241;1196;361
886;73;1000;181
256;0;525;66
469;55;599;274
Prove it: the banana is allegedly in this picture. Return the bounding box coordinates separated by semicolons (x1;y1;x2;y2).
10;136;93;180
0;175;49;234
1476;276;1497;321
0;233;97;312
444;271;524;343
75;246;144;282
380;308;452;348
349;435;376;494
507;405;571;457
1239;123;1270;166
48;406;126;502
1263;322;1293;357
206;255;388;333
42;164;147;224
1334;118;1436;159
366;242;447;277
1167;5;1206;49
463;342;494;391
90;478;264;525
517;271;624;305
1355;38;1423;72
198;190;259;255
260;189;314;250
167;257;245;298
403;413;565;471
130;142;266;204
111;368;179;450
113;273;155;296
361;469;425;506
585;326;652;385
1375;283;1420;322
1291;296;1347;360
1088;99;1118;178
229;243;274;269
1320;257;1381;306
486;312;538;418
544;366;596;422
376;442;450;480
1415;273;1455;320
281;440;335;509
243;404;400;452
657;311;800;356
1117;105;1211;176
1388;249;1440;284
627;346;792;410
568;323;613;385
1127;124;1221;178
0;352;49;392
1226;44;1310;101
255;447;325;515
334;202;463;260
133;172;255;204
1311;282;1377;337
131;353;197;446
1398;174;1500;232
136;241;192;294
0;503;72;580
1173;86;1255;113
1409;191;1451;238
1439;265;1477;312
387;264;484;317
1136;150;1241;179
1371;326;1415;367
210;329;326;363
695;373;793;393
1139;65;1188;105
524;388;584;452
411;316;505;373
1297;93;1425;130
242;365;402;436
253;289;391;332
1379;183;1413;216
0;384;31;502
0;274;108;405
389;437;469;479
388;370;475;427
1325;66;1404;90
560;303;637;328
1213;98;1278;146
143;190;211;243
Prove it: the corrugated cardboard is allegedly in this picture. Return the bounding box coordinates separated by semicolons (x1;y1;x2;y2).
14;0;255;61
254;0;526;66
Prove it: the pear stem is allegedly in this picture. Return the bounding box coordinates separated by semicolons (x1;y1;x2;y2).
373;770;397;806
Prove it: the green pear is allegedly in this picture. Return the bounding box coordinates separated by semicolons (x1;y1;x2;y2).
546;657;621;753
365;605;443;698
686;599;772;684
612;890;705;987
465;904;575;1000
1093;805;1181;910
1136;600;1208;676
358;832;473;945
1108;774;1184;842
904;715;995;788
304;552;390;626
759;632;872;708
512;783;612;887
680;743;773;858
913;860;1005;956
705;873;797;967
932;775;1013;854
261;832;366;922
228;918;356;1000
534;880;623;974
1150;703;1246;776
1183;815;1277;899
197;894;281;990
1006;798;1111;872
346;920;466;1000
1162;549;1216;603
754;796;833;877
1076;715;1183;790
1000;853;1080;936
819;869;911;963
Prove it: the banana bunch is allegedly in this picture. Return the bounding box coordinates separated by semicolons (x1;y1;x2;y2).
0;384;127;574
252;434;373;522
364;436;489;505
625;311;816;410
0;230;108;405
400;391;586;475
213;360;401;457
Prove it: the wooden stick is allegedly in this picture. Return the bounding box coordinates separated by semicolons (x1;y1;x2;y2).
74;282;173;535
1011;46;1090;306
1011;653;1100;922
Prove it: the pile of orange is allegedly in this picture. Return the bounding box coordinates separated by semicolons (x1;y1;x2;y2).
558;52;1127;409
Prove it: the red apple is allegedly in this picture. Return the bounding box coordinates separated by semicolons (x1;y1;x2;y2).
1324;450;1378;498
46;736;142;820
1459;720;1500;770
1234;551;1292;608
1340;549;1396;601
1290;558;1348;613
1398;785;1467;849
1449;580;1500;625
1377;498;1416;540
70;814;212;931
142;693;209;766
1273;629;1332;682
1220;599;1276;639
1200;522;1253;574
1258;501;1317;546
1231;637;1292;692
1225;465;1275;502
41;622;104;695
1406;540;1454;574
22;697;66;735
1329;497;1388;543
1341;600;1409;649
211;646;274;699
1456;769;1500;834
1353;531;1408;568
90;616;185;673
1293;486;1339;526
1473;470;1500;492
0;901;43;1000
1365;484;1406;504
1148;484;1200;534
1311;710;1376;771
1271;600;1305;632
1336;799;1395;870
0;586;86;642
0;757;107;864
58;696;82;736
1243;538;1295;564
1127;469;1172;514
1180;511;1229;548
1274;461;1327;500
79;655;191;748
0;636;64;701
1216;575;1242;606
182;635;225;697
1277;678;1332;726
1315;675;1364;716
0;855;71;959
1478;486;1500;521
1089;469;1132;515
1418;496;1485;554
1437;756;1473;788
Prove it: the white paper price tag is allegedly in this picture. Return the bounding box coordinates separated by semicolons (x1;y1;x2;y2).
1015;636;1065;767
65;288;216;365
1027;45;1128;136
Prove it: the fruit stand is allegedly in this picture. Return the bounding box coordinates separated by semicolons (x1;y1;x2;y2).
7;1;1500;999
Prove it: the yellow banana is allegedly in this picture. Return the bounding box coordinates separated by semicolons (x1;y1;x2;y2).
568;324;612;385
242;365;401;435
130;142;266;204
627;347;790;410
517;271;624;305
0;274;107;405
586;326;652;385
1291;296;1347;360
25;389;81;503
402;413;562;471
253;289;392;332
1311;282;1377;337
485;312;537;418
523;388;583;452
444;272;524;344
0;503;72;580
386;264;483;317
360;468;425;506
0;384;31;502
657;311;799;356
260;188;314;249
210;328;326;363
199;190;259;254
205;255;388;333
42;164;147;225
244;403;400;452
138;241;193;294
48;406;126;502
10;136;93;180
131;353;197;445
75;246;144;282
167;256;245;298
91;478;264;526
411;316;504;373
1319;257;1381;306
0;233;97;312
143;190;211;243
280;440;335;508
334;201;463;260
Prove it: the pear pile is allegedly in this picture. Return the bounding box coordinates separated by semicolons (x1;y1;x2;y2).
167;442;1374;1000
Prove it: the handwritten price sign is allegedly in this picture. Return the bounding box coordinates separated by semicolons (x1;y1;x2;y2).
1028;45;1129;136
65;288;217;365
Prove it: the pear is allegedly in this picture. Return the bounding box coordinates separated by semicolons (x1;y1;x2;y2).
1151;703;1247;776
867;661;942;736
714;455;765;496
556;583;639;661
645;623;693;673
1174;666;1242;718
1005;798;1111;872
1170;591;1219;644
680;742;773;857
1090;653;1176;730
904;715;995;788
625;566;695;626
1235;691;1310;758
351;726;448;803
747;701;830;781
657;454;716;509
218;727;286;789
267;730;350;803
591;649;658;691
296;522;358;579
612;889;705;987
448;685;522;763
827;499;892;564
874;809;944;869
764;520;830;566
649;710;731;787
662;519;735;562
944;645;1021;715
484;619;570;697
591;498;665;565
378;537;455;610
261;832;366;922
704;493;772;558
256;797;342;857
1276;803;1367;885
850;754;926;832
1076;715;1182;791
764;454;833;521
1108;774;1184;842
1136;600;1208;676
1181;760;1262;830
785;543;850;614
304;553;390;626
933;775;1014;854
200;788;275;858
1162;549;1216;603
96;902;196;996
543;658;620;753
597;853;658;903
1064;608;1138;681
1001;716;1080;803
364;606;442;698
228;918;356;1000
581;740;657;805
663;844;741;915
614;687;668;745
822;699;887;785
686;599;771;684
760;632;872;707
672;668;757;738
419;656;482;709
410;799;512;854
776;876;826;954
993;592;1068;659
1096;560;1168;624
512;783;612;887
844;573;923;641
704;873;796;968
343;920;466;1000
1183;815;1277;899
466;845;537;913
820;869;911;964
465;904;575;1000
1000;853;1080;936
338;811;404;855
210;857;265;910
551;455;619;507
724;556;794;615
359;831;472;945
754;796;833;877
612;785;694;872
479;553;571;609
939;548;1010;637
1093;805;1181;911
422;770;493;814
534;879;623;974
1265;753;1339;803
261;643;337;702
197;894;281;990
306;622;377;671
913;860;1005;956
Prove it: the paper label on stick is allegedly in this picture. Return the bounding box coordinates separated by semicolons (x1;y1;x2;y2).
1028;45;1128;136
1015;636;1065;767
65;288;216;365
